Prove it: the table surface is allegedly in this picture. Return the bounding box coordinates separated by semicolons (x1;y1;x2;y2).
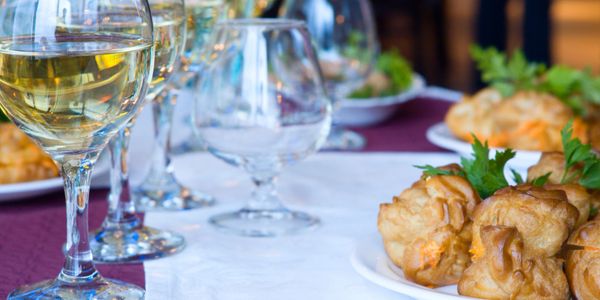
0;97;451;298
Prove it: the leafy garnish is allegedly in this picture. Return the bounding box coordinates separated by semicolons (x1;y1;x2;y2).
0;109;9;123
416;136;515;199
461;136;515;199
591;205;599;219
511;169;525;184
349;49;413;99
531;172;552;187
560;121;600;189
470;45;545;97
471;45;600;116
415;165;457;177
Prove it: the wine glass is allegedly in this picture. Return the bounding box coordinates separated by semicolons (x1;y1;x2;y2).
224;0;278;18
0;0;153;298
170;0;279;155
280;0;378;150
90;0;187;263
193;19;332;237
133;0;222;210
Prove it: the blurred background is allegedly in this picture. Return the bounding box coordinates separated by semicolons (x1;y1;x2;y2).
264;0;600;93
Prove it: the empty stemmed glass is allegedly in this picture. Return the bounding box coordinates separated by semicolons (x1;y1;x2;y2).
170;0;280;155
281;0;378;150
0;0;153;298
90;0;187;263
193;19;332;237
133;0;222;210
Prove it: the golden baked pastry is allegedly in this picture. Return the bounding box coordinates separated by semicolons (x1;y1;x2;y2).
445;89;588;152
527;152;574;184
458;225;570;300
0;123;58;183
545;184;591;227
493;91;586;151
528;153;599;222
566;220;600;300
445;88;502;143
471;185;578;260
377;164;480;287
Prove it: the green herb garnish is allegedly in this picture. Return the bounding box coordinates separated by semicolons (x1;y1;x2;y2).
590;205;599;219
417;135;515;199
415;165;458;177
471;45;600;116
461;137;516;199
349;49;413;99
511;169;525;184
531;172;552;187
471;45;545;97
0;110;9;123
511;168;550;186
560;121;600;189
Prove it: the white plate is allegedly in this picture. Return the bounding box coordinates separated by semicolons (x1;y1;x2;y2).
426;122;541;170
333;74;426;127
0;154;110;202
351;234;477;300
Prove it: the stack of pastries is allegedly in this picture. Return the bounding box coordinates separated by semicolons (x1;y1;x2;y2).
445;89;592;152
0;123;58;184
378;153;600;299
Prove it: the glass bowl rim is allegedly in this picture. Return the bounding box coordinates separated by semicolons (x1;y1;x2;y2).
215;18;307;30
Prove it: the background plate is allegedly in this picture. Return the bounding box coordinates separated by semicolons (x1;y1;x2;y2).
0;154;111;202
426;122;541;171
333;74;426;127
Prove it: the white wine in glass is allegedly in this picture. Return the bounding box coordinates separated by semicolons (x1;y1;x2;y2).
0;0;154;298
0;36;151;155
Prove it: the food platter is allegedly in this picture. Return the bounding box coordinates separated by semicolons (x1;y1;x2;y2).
0;155;110;202
351;234;477;300
426;122;541;170
334;74;426;127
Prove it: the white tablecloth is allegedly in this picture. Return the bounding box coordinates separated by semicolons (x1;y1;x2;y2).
142;152;459;300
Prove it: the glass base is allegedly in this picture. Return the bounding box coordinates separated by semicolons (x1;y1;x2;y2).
134;182;216;211
209;208;320;237
90;225;185;263
170;135;207;155
322;127;366;151
8;276;144;300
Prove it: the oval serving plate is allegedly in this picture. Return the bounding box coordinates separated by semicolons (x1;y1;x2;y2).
351;234;478;300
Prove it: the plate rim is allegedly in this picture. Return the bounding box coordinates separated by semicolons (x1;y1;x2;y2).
0;155;111;198
350;234;477;300
426;122;541;158
339;74;426;108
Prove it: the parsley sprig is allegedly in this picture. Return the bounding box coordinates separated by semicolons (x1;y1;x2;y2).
0;110;9;123
471;45;600;116
417;136;515;199
349;49;413;98
560;121;600;188
417;136;553;199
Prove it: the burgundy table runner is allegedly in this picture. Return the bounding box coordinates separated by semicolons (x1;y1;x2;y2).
0;97;451;297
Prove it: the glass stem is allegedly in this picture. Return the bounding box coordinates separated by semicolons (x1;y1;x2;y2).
105;126;139;228
146;88;177;184
58;153;100;283
247;174;284;211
